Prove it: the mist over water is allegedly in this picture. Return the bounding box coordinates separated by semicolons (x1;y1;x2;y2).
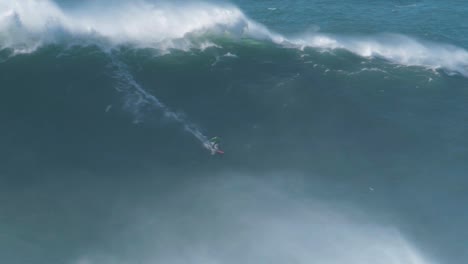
1;1;467;264
68;173;436;264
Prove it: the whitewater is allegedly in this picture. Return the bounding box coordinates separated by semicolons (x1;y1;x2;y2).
1;0;468;77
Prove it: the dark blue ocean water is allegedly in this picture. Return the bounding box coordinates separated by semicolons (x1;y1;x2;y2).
1;1;467;264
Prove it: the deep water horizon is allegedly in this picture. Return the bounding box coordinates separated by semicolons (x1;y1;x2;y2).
1;1;467;264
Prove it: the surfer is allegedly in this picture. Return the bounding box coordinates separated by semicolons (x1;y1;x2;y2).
209;136;224;155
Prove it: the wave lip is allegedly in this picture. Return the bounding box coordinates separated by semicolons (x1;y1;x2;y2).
0;0;281;52
290;33;468;77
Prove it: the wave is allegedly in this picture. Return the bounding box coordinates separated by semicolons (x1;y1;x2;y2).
1;0;468;77
289;33;468;77
0;0;281;52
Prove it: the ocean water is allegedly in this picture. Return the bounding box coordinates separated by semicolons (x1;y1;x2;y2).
1;0;467;264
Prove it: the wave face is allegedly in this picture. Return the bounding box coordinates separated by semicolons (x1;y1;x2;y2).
1;1;468;264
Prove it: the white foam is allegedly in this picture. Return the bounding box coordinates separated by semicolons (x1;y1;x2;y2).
223;52;238;58
289;33;468;77
1;0;468;77
0;0;279;51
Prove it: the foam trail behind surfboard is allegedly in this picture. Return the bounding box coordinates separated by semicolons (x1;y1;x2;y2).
108;53;211;149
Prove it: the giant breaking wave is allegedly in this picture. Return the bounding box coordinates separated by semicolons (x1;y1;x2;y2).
1;0;468;77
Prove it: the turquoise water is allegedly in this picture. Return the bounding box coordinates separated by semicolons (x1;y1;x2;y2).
1;1;467;264
236;0;468;45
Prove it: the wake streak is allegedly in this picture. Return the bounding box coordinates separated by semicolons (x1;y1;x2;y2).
108;53;211;149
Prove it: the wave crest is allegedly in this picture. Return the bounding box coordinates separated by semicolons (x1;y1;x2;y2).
291;33;468;76
0;0;279;52
1;0;467;77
